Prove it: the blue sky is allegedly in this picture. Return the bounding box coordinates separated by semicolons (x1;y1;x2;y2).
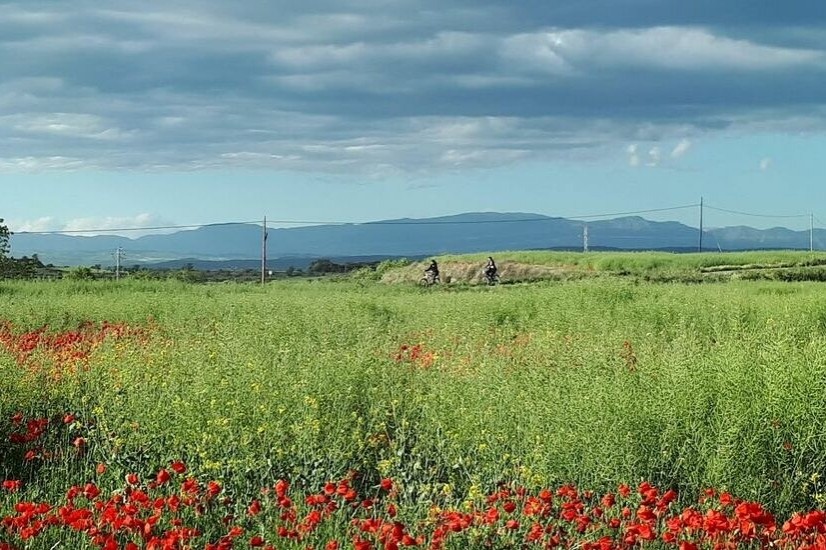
2;1;826;235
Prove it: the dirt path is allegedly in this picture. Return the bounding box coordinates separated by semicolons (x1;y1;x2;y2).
381;260;585;284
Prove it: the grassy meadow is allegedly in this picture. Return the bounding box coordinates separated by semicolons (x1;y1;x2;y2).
4;256;826;547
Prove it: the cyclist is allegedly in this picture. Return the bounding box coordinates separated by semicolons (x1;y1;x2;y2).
425;260;440;283
484;257;497;280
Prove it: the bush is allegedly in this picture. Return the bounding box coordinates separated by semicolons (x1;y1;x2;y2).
65;266;96;281
351;258;412;281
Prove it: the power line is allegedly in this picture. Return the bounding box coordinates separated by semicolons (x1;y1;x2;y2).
526;204;698;221
590;235;694;240
16;220;262;235
705;204;809;219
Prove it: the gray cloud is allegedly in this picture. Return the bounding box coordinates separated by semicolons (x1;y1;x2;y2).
1;1;826;174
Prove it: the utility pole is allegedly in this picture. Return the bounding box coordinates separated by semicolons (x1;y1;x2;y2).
115;247;123;280
811;213;814;252
261;216;268;285
583;223;589;252
698;197;704;253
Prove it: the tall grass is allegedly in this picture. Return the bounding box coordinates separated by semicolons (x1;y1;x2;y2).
439;250;826;270
3;277;826;517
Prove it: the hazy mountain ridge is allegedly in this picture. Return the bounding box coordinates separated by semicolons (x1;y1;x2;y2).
8;213;822;267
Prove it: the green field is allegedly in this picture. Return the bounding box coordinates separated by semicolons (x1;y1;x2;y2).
4;255;826;547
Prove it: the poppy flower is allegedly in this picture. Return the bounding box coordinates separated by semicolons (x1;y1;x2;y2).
155;469;171;485
2;479;22;492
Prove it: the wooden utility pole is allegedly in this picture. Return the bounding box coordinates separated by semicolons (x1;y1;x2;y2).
698;197;704;252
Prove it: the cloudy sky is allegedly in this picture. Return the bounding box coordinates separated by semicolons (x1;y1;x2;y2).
3;0;826;235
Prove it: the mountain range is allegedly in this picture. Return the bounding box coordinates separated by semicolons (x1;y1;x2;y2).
8;212;821;268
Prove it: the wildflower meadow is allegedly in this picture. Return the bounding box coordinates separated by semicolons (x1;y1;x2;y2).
4;271;826;548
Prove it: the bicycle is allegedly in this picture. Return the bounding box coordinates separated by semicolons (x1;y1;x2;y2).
483;271;500;286
419;272;441;286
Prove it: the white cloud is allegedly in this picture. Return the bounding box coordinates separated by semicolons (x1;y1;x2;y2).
440;148;528;166
760;157;772;171
7;217;61;233
500;33;571;74
627;143;640;166
670;139;691;158
6;113;133;141
63;214;168;235
511;27;824;73
647;146;661;167
0;156;91;172
10;214;175;237
628;140;692;168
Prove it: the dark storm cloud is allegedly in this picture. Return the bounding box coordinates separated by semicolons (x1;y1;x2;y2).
1;0;825;173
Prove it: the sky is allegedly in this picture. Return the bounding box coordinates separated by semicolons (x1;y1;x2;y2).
3;0;826;235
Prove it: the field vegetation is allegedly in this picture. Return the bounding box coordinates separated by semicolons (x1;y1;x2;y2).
382;250;826;284
4;254;826;547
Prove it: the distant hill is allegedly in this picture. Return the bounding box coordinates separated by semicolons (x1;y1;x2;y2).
8;212;822;267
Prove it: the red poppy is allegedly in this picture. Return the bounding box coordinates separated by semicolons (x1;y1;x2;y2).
247;500;262;517
155;469;171;485
2;479;22;492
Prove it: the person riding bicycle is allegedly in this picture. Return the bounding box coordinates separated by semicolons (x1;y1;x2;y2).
484;257;497;279
425;260;440;282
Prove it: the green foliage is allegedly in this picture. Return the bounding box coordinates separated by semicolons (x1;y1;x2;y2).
0;255;44;279
65;266;96;281
376;257;411;275
0;218;9;258
0;218;10;278
4;277;826;518
128;269;163;281
169;266;204;283
352;258;411;281
437;249;826;271
308;258;348;274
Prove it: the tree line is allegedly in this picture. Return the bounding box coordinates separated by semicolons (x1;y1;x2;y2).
0;219;47;278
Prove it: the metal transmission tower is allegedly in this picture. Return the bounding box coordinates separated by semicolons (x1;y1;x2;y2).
114;247;125;280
